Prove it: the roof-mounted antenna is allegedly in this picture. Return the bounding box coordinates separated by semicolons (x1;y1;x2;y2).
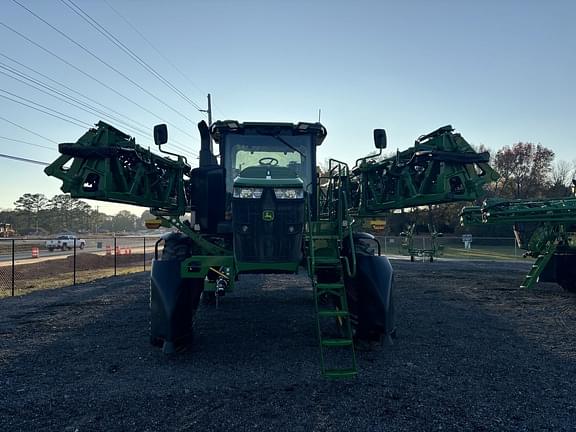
318;108;321;123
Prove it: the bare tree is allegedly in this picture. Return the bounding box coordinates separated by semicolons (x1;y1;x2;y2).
548;160;575;197
493;143;554;199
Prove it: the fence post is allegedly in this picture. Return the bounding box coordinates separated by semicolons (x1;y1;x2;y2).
114;235;117;276
11;239;15;297
73;238;77;286
143;237;146;272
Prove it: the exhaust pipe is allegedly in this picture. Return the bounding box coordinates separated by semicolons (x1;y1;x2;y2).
198;120;217;166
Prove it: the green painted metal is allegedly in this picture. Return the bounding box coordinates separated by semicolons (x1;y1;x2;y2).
236;261;299;273
307;159;358;378
160;216;231;256
309;233;358;379
44;121;190;215
349;125;499;215
400;223;444;262
461;197;576;289
462;197;576;225
44;120;501;378
181;255;235;278
520;242;556;289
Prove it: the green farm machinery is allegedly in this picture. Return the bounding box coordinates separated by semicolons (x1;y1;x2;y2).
399;223;444;262
45;121;496;378
461;193;576;291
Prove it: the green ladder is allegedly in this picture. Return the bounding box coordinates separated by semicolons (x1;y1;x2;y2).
520;242;556;289
309;220;357;379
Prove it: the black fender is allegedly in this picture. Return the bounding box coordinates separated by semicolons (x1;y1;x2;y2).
343;232;396;341
539;252;576;292
150;235;203;353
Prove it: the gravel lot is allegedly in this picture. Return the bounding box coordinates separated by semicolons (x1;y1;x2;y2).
1;258;576;431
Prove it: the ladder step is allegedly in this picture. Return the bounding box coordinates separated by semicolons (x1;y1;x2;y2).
321;338;353;348
323;368;357;379
314;257;341;265
311;221;339;234
318;310;349;318
312;234;340;240
316;283;345;292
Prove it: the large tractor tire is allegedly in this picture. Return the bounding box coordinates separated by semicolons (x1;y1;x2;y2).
557;262;576;293
343;232;396;344
541;253;576;293
201;290;217;305
150;233;204;354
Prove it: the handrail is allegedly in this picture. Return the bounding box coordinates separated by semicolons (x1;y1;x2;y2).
340;186;357;278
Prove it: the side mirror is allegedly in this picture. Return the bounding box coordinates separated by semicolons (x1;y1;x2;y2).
153;124;168;145
373;129;387;149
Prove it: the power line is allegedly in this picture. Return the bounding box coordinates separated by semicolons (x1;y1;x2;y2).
60;0;204;112
10;0;199;127
0;52;160;135
0;115;197;163
0;54;199;155
0;21;199;142
0;65;154;141
0;131;196;166
0;135;57;152
102;0;226;118
0;93;196;159
0;115;58;144
0;152;49;166
0;89;92;129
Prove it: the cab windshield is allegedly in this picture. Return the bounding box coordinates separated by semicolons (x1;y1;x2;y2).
223;134;312;192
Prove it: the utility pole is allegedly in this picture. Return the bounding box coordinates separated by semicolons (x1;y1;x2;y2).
207;93;212;126
199;93;214;153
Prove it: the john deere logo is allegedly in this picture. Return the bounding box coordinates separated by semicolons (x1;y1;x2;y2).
262;210;274;221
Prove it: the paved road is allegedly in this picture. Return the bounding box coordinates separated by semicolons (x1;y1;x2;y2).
0;238;152;265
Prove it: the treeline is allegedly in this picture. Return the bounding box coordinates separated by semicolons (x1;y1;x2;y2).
368;142;576;236
0;193;148;235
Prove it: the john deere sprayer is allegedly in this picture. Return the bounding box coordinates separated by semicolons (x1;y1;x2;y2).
461;190;576;292
45;120;497;378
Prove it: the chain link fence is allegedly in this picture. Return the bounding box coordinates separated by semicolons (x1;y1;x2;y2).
0;234;527;297
0;236;159;297
376;235;523;261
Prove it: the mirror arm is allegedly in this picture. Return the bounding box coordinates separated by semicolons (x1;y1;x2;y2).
158;144;188;165
353;147;382;172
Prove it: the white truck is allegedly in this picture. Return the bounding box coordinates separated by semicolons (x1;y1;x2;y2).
46;235;86;251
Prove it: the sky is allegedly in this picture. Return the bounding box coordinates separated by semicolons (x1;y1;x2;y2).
1;0;575;215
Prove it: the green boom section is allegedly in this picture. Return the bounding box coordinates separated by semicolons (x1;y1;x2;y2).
350;125;499;215
44;121;190;216
461;197;576;257
461;196;576;289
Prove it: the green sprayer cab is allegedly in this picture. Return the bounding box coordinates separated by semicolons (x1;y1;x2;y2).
45;120;497;378
210;120;326;273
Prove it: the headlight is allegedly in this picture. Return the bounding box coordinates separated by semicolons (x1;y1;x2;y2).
233;187;263;199
274;188;304;199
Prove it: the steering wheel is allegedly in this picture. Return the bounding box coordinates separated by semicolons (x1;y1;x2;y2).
259;157;279;166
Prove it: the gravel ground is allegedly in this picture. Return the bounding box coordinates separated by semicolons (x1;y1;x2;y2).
1;258;576;431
